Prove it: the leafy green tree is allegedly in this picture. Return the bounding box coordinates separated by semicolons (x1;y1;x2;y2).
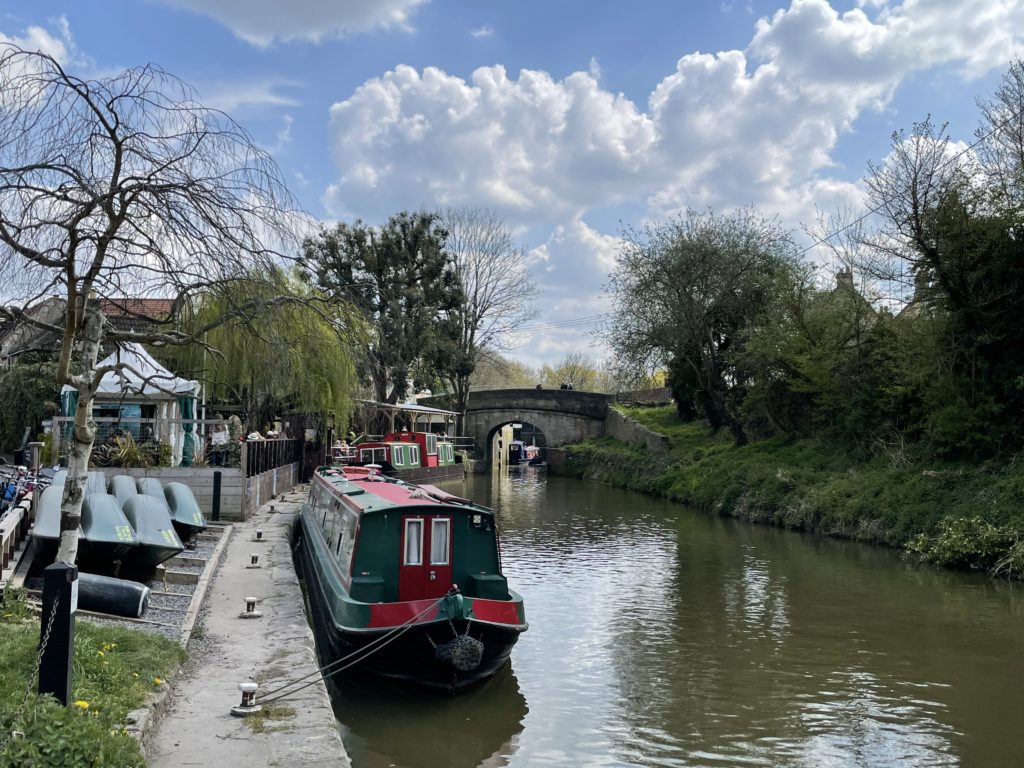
172;268;364;431
539;351;599;391
304;212;462;404
863;113;1024;455
608;208;799;445
0;352;58;452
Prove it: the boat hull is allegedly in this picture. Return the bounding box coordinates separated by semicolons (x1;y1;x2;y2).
295;510;525;692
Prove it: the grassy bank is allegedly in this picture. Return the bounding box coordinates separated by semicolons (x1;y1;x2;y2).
553;406;1024;577
0;589;186;767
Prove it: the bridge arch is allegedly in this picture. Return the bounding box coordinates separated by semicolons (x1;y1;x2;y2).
460;389;613;462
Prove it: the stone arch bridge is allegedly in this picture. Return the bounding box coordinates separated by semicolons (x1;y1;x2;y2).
460;389;614;460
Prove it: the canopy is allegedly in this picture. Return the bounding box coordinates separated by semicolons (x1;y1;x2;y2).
61;343;199;399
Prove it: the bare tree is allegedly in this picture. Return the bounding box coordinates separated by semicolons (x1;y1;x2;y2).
0;47;299;564
437;208;537;429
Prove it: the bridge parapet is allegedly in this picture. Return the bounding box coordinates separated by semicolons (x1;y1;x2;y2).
466;389;613;419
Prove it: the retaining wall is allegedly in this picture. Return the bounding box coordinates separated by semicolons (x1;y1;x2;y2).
243;462;300;517
605;409;670;453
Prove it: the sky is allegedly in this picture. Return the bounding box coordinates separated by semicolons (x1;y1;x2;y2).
2;0;1022;370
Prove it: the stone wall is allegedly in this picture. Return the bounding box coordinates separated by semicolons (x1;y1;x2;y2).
605;409;670;453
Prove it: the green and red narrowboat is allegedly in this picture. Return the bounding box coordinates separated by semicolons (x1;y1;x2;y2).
349;431;458;474
294;465;527;692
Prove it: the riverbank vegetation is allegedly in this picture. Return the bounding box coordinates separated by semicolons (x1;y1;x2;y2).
555;405;1024;577
0;589;185;767
590;62;1024;576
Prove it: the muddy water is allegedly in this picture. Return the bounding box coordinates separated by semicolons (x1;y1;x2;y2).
332;468;1024;767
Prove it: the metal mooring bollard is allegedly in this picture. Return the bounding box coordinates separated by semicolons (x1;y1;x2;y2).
230;682;261;716
255;529;263;541
246;553;260;569
239;596;262;619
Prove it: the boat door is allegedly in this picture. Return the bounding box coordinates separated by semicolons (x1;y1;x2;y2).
399;515;453;600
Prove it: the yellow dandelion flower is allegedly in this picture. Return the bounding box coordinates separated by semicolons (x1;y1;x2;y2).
96;650;104;657
154;677;163;685
74;700;90;710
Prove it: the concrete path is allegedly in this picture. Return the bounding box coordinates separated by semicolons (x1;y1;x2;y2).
148;490;349;768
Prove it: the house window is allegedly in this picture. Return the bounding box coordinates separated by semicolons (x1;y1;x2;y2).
430;518;450;565
404;519;423;565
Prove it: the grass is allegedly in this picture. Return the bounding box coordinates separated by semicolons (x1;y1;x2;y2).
554;405;1024;576
0;588;186;767
243;704;296;734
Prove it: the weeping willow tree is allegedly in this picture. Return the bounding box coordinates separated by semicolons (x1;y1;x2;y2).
175;268;366;431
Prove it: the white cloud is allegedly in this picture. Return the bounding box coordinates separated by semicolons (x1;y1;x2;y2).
324;0;1024;232
198;80;300;114
470;25;494;38
320;0;1024;363
158;0;427;46
0;15;75;62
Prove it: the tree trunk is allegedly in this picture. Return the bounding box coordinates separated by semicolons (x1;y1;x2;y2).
56;303;104;565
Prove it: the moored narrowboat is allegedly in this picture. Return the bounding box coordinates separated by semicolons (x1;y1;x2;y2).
294;466;527;692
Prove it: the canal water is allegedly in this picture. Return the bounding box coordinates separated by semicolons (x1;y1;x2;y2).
332;468;1024;767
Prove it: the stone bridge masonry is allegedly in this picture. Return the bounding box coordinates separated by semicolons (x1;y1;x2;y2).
460;388;615;459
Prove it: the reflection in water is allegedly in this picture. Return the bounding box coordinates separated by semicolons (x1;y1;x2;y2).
722;549;790;643
331;665;527;768
332;469;1024;768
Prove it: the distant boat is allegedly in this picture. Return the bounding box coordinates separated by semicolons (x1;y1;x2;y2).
349;431;459;476
294;465;527;692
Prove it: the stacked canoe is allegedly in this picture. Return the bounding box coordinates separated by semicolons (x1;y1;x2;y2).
33;474;207;572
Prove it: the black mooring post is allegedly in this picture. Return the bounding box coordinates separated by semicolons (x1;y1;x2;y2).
212;470;222;522
39;561;77;706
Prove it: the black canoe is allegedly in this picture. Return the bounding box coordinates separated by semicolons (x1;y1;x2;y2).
79;493;138;567
164;482;207;539
120;494;184;569
109;474;138;509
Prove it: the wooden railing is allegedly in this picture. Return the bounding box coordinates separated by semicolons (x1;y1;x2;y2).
0;496;31;582
241;439;303;478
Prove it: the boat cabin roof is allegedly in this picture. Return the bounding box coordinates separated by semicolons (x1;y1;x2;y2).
314;469;493;518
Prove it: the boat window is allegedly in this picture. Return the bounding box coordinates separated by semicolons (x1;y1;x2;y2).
430;518;450;565
446;445;454;462
336;510;358;570
325;498;341;546
392;445;404;467
404;519;423;565
360;447;386;464
410;446;420;465
426;434;437;455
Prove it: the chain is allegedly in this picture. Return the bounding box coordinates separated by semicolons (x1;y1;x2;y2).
0;598;61;757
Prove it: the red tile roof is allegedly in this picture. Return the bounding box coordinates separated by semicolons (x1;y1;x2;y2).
99;298;175;321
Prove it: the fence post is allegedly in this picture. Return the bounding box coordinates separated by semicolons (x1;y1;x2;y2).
212;470;222;522
39;562;77;706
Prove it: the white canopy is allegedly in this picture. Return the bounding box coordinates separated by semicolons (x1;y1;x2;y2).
61;342;199;399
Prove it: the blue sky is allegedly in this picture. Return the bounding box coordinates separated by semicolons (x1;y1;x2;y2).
2;0;1021;368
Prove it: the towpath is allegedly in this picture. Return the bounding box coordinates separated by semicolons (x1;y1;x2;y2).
147;490;349;767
